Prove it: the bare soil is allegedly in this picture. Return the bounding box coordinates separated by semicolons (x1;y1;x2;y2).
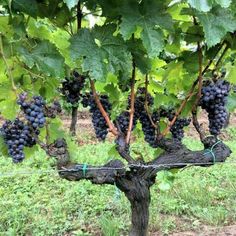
61;110;236;144
169;224;236;236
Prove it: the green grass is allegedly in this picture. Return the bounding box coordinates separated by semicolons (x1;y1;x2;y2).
0;128;236;235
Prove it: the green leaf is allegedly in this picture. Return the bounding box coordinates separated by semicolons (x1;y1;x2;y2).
182;51;199;74
187;0;212;12
215;0;232;8
141;27;164;58
12;0;38;18
104;84;120;102
18;41;65;77
0;99;19;119
70;25;132;80
93;24;132;79
163;61;184;94
39;118;64;143
63;0;79;10
120;0;173;58
226;64;236;84
227;93;236;111
24;145;39;159
197;7;236;47
127;39;151;74
187;0;232;12
156;171;175;191
108;145;120;159
70;28;107;80
0;136;8;156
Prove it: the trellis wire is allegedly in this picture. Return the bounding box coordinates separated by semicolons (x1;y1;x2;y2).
0;161;236;178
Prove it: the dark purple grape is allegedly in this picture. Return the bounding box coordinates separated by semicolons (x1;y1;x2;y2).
61;71;86;105
17;93;46;131
85;94;111;141
0;119;36;163
199;79;231;135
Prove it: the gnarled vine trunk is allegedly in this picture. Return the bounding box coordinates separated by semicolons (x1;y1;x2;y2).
121;179;151;236
48;137;232;236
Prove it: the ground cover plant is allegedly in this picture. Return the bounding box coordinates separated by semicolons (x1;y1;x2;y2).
0;0;236;235
0;133;236;235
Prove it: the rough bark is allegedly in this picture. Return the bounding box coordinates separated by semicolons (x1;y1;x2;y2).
129;191;150;236
116;176;152;236
70;106;78;136
59;160;125;184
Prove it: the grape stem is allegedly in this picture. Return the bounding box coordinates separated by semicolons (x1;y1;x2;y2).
45;120;50;146
192;40;205;141
144;74;158;130
126;56;136;144
77;1;82;31
0;34;17;92
213;43;229;74
202;41;225;75
89;79;118;136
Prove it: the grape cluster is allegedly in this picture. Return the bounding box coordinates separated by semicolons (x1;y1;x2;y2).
169;117;191;141
139;111;159;147
132;88;154;119
17;93;46;130
115;111;137;135
132;88;159;147
1;119;36;163
44;101;62;118
61;71;86;104
81;93;92;108
83;94;111;141
159;107;175;119
160;108;191;141
199;79;231;135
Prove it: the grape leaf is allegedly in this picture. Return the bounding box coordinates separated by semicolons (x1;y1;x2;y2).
141;27;164;58
187;0;232;12
70;25;132;81
63;0;79;10
127;39;151;74
215;0;232;8
187;0;212;12
227;93;236;111
0;99;19;119
92;24;132;79
12;0;38;18
44;119;65;143
197;7;236;47
120;0;173;58
226;64;236;84
70;28;107;81
18;40;65;77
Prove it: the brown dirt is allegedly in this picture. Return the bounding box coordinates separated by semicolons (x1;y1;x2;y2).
169;224;236;236
185;111;236;141
61;110;236;144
